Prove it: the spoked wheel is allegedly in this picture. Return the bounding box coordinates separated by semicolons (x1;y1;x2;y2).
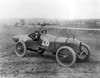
56;46;76;67
78;43;90;61
15;41;27;57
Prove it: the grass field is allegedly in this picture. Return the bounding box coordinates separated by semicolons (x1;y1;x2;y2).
0;25;100;78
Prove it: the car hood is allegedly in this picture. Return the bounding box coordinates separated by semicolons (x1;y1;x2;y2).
12;35;32;42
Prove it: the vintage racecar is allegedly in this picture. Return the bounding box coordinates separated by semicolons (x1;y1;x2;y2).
12;30;90;67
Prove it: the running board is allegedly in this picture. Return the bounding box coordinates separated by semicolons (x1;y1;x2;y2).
27;48;38;52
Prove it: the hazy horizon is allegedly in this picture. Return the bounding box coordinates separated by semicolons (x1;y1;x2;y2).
0;0;100;20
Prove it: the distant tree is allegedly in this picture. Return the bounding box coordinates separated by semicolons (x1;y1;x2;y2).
20;19;25;25
15;22;19;26
32;23;35;26
37;22;41;25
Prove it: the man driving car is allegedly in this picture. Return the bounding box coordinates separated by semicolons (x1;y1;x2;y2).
28;30;47;41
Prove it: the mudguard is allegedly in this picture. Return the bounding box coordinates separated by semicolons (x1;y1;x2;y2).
66;37;81;53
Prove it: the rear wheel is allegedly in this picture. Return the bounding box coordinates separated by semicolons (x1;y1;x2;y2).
56;46;76;67
77;43;90;61
15;41;27;57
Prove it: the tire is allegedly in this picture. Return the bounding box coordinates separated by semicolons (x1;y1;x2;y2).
15;41;27;57
78;43;90;61
56;46;76;67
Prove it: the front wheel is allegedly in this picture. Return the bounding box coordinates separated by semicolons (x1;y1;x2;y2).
15;41;27;57
56;46;76;67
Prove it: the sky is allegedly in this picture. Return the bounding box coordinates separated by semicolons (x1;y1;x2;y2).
0;0;100;20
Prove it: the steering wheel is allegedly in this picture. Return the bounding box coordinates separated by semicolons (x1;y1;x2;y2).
34;31;41;41
29;31;41;41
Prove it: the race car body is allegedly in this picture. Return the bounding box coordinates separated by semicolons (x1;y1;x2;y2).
12;30;90;67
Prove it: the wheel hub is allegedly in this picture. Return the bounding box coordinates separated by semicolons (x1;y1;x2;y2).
16;43;24;54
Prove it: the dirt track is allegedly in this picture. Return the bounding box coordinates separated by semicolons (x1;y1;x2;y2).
0;25;100;78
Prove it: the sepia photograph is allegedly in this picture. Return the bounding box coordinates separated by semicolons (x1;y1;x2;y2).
0;0;100;78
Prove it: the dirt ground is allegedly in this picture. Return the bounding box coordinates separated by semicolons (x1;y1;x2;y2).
0;25;100;78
